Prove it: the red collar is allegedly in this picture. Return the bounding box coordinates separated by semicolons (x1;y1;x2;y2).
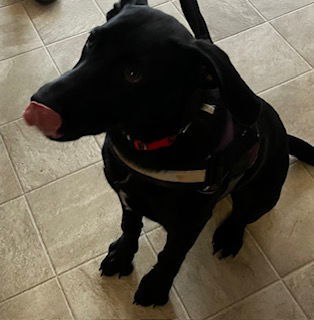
128;104;216;151
133;135;177;151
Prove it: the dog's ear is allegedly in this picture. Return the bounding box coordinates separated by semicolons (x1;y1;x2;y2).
106;0;148;21
190;39;261;126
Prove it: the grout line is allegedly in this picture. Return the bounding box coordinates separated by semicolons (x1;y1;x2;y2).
24;160;103;195
202;226;311;320
283;260;314;280
281;258;314;279
57;250;107;277
268;2;314;22
58;232;147;277
282;281;311;320
46;30;89;48
0;118;22;130
258;69;313;95
267;21;313;70
0;121;103;195
205;281;282;320
247;229;309;319
22;194;76;319
0;134;23;204
144;225;163;237
45;45;62;74
153;0;173;8
256;69;313;95
0;277;56;306
215;21;268;44
0;129;26;194
0;2;18;9
213;19;267;43
55;280;76;320
246;0;268;21
169;0;267;43
303;163;314;180
202;279;281;319
246;230;281;279
93;135;102;151
92;0;106;18
143;233;192;319
0;45;44;64
21;2;61;75
246;0;267;22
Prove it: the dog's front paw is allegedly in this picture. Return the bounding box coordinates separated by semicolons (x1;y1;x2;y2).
133;272;170;307
212;219;245;258
99;238;134;277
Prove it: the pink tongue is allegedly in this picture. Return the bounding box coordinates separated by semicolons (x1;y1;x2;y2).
23;101;62;138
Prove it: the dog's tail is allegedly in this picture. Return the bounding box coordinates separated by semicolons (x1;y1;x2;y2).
288;135;314;165
179;0;213;42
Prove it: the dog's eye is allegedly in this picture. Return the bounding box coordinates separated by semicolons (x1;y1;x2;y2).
124;67;143;84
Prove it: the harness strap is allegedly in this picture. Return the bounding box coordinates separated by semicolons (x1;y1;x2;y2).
111;107;260;194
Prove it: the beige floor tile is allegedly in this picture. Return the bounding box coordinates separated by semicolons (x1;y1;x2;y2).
174;0;264;41
24;0;104;45
0;279;72;319
147;199;278;319
144;217;160;233
94;0;113;15
0;136;22;204
216;23;310;93
0;3;42;60
27;163;123;273
149;0;168;7
0;197;53;302
0;48;58;125
47;33;88;73
304;163;314;180
0;120;101;191
60;236;187;319
156;2;191;33
285;262;314;319
249;0;313;19
249;162;314;276
208;282;306;320
95;133;106;147
260;71;314;147
272;4;314;67
0;0;19;7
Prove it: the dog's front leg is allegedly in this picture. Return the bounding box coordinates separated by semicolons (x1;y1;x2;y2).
100;196;143;277
134;219;208;306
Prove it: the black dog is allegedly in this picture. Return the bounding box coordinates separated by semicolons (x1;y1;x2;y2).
23;0;314;307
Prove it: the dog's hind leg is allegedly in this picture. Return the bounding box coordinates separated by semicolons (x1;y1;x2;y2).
100;197;143;277
212;155;289;258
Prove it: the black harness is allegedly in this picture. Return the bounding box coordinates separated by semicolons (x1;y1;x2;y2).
110;105;260;197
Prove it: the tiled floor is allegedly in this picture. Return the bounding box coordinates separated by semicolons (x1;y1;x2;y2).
0;0;313;319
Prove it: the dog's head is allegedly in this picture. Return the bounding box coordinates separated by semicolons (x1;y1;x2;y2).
24;2;260;142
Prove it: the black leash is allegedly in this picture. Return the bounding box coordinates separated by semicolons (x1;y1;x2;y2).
179;0;212;42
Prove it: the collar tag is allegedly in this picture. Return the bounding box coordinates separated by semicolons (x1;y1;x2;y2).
201;104;216;114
